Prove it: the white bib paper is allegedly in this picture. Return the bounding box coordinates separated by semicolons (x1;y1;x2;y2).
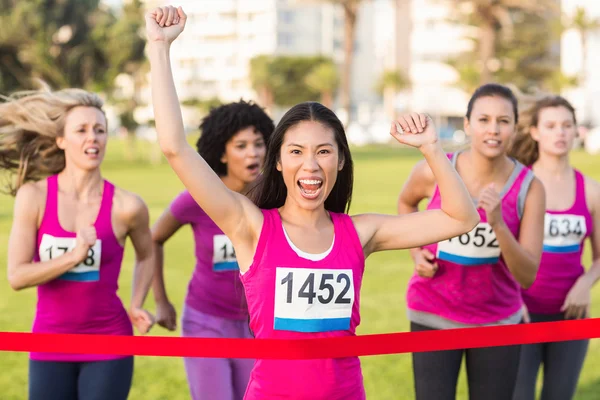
543;214;586;253
212;234;239;272
39;233;102;282
274;267;354;333
436;222;501;266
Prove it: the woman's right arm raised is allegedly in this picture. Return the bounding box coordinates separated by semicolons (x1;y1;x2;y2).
7;183;96;290
145;6;262;241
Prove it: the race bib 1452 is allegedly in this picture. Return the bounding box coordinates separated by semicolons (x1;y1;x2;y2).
436;222;500;266
274;267;354;333
39;234;102;282
212;234;239;272
543;214;586;253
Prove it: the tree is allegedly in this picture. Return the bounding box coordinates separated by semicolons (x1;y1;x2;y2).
249;55;275;113
375;70;410;120
317;0;368;123
447;3;561;93
0;0;146;95
305;59;340;109
250;55;334;108
448;0;558;85
562;6;600;123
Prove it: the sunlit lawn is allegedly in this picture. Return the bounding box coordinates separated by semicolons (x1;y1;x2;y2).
0;139;598;399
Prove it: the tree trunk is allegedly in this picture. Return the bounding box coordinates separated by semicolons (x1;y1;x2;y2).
479;18;496;85
322;91;333;109
342;2;358;125
383;86;396;121
580;32;590;123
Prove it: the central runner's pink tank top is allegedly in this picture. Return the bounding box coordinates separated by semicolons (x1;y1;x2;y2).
240;208;366;400
406;152;535;328
31;174;133;362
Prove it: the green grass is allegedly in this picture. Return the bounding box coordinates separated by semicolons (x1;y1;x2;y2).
0;140;598;399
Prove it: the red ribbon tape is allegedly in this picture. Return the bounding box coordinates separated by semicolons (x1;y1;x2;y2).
1;318;598;359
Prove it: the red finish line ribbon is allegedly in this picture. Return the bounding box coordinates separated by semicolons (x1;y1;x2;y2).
1;319;599;359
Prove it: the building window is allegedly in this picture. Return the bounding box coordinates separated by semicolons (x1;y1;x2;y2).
279;10;295;23
278;32;293;46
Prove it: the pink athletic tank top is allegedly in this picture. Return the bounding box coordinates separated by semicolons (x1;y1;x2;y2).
406;152;535;328
240;208;366;400
169;190;248;320
521;169;593;314
30;174;133;362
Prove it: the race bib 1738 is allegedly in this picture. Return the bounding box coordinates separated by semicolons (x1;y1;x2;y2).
436;222;501;266
274;267;354;333
212;234;239;272
543;214;586;253
38;234;102;282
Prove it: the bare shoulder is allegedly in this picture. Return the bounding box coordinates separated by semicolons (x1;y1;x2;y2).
584;175;600;214
14;180;46;218
527;175;545;199
113;186;150;227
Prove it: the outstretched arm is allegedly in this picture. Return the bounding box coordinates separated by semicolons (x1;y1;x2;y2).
353;113;479;257
145;6;262;246
123;193;156;334
150;208;184;331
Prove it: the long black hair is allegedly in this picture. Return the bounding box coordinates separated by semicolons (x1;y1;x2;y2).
247;102;354;214
196;100;275;176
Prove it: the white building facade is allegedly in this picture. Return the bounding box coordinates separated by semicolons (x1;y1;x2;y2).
140;0;377;124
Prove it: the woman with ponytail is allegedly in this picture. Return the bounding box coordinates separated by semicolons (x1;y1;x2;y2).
510;95;600;400
2;84;155;400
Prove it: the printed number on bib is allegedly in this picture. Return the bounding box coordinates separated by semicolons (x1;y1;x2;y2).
212;234;239;272
436;223;500;266
39;234;102;282
543;214;586;254
274;267;354;333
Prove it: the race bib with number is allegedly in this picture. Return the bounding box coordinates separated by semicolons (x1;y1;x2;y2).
543;214;586;253
212;234;239;272
39;234;102;282
274;267;354;333
436;222;501;266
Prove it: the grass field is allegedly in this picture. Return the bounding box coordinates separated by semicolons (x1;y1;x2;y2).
0;140;598;399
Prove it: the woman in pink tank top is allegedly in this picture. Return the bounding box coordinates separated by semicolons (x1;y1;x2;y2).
509;95;600;400
146;6;479;399
2;85;156;400
398;84;546;400
150;100;274;400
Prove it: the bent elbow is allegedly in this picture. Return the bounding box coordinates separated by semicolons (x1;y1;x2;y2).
8;275;25;291
520;277;535;290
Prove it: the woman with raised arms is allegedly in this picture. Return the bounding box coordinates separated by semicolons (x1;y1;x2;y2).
145;5;479;399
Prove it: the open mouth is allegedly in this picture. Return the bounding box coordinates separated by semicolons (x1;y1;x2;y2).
554;140;567;148
246;163;260;174
297;178;323;200
483;139;501;147
84;148;99;157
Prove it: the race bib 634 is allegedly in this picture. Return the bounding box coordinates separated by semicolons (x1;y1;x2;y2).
543;214;586;253
274;267;354;333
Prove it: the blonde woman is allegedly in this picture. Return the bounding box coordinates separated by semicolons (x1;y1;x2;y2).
2;85;155;400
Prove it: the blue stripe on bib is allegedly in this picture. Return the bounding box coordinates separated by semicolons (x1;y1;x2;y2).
437;251;499;266
60;271;100;282
543;243;581;253
274;317;351;333
213;261;239;272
